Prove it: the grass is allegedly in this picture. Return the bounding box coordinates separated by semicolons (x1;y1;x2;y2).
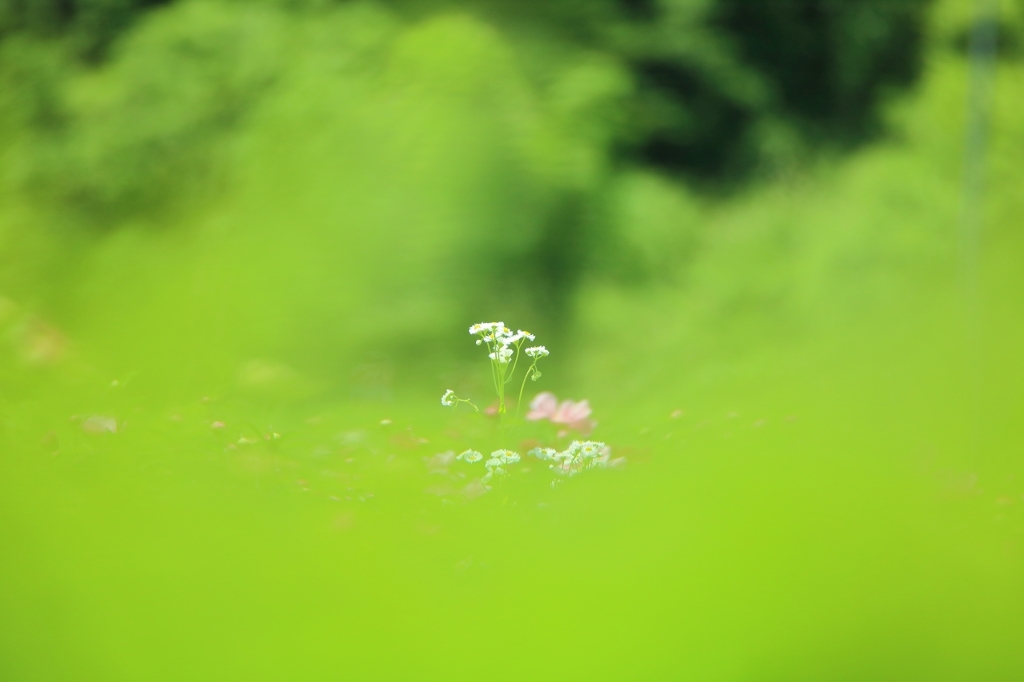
1;5;1023;680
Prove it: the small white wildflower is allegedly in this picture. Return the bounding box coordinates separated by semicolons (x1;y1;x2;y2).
488;346;514;364
525;345;549;358
501;329;536;344
484;456;506;471
491;449;519;465
494;326;517;345
470;322;504;335
457;449;483;463
528;447;557;461
441;389;456;407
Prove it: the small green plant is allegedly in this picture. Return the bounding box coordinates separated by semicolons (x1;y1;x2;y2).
440;322;619;490
440;321;549;420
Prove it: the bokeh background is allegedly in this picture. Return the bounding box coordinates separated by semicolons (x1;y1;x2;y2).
1;0;1022;679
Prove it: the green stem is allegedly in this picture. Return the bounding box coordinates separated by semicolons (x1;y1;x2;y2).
514;361;538;422
505;340;522;385
489;354;501;403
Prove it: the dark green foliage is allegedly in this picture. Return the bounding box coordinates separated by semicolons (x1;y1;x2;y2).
952;18;1024;59
397;0;933;177
0;0;173;59
0;0;940;367
713;0;930;137
1;0;934;177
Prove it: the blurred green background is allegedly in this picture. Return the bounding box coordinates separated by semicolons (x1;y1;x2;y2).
1;0;1022;679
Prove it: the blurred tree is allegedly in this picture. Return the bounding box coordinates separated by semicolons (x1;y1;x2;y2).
0;0;938;368
712;0;931;138
0;0;173;59
1;0;933;177
392;0;931;178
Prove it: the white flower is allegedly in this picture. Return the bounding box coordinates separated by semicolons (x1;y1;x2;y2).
441;389;456;407
528;447;557;461
491;449;520;465
500;329;536;345
484;457;507;475
470;322;536;348
569;440;605;457
525;345;549;358
457;449;483;463
488;346;514;364
494;330;512;345
469;322;503;335
546;441;611;476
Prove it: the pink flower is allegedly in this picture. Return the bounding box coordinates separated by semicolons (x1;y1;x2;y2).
526;392;596;435
526;392;558;420
553;399;591;427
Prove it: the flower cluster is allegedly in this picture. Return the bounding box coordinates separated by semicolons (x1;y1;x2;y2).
528;440;622;477
457;449;483;463
442;321;551;417
525;346;549;359
438;321;622;493
488;346;514;364
468;322;535;346
455;447;522;487
526;392;595;435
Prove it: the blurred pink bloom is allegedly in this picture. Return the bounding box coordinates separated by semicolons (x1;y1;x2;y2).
526;392;595;435
526;392;558;420
553;399;591;427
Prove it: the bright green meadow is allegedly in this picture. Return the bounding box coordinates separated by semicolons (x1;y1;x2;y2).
1;1;1022;679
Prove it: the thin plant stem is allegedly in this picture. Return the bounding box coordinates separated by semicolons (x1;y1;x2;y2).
505;341;522;385
514;361;538;422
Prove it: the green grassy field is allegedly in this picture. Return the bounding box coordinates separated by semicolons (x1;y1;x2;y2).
1;1;1023;679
